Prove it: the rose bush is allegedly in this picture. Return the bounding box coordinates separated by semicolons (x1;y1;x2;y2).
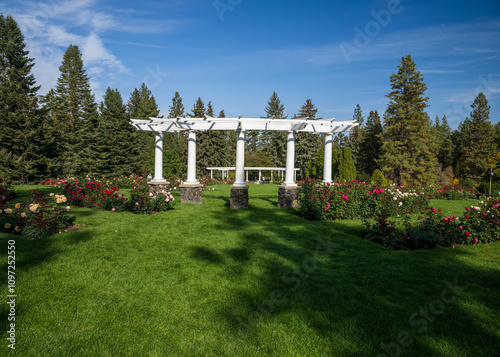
363;196;500;250
298;179;429;221
1;190;75;240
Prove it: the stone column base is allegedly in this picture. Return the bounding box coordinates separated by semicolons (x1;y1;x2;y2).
277;185;299;208
230;185;249;209
148;181;169;196
179;184;203;204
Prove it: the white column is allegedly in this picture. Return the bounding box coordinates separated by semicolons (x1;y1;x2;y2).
233;129;247;187
152;132;166;182
284;131;297;186
246;170;248;181
210;169;213;179
323;133;333;184
259;170;262;182
185;130;199;184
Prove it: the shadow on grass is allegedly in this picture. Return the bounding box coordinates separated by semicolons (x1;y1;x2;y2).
188;190;500;356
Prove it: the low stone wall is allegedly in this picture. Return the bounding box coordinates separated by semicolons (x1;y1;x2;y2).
179;184;203;204
277;185;299;208
230;185;249;209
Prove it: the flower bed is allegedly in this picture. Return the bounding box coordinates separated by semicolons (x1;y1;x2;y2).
62;178;175;214
427;184;477;200
298;179;429;221
363;197;500;250
1;190;75;240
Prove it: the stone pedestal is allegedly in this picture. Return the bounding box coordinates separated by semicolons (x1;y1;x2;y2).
179;184;203;204
148;181;170;196
277;185;299;208
230;185;249;209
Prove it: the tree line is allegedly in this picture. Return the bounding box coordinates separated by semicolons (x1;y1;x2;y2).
1;15;499;188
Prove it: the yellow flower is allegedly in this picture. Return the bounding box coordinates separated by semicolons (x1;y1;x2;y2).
50;193;55;197
56;198;62;203
4;223;11;229
21;212;27;218
15;203;21;209
4;208;13;214
29;204;39;212
14;226;21;232
66;206;71;211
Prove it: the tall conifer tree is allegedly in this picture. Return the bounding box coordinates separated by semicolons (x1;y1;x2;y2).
127;83;160;175
379;55;437;185
458;93;496;184
295;99;321;179
348;104;364;170
359;110;383;176
97;88;139;176
43;44;98;177
263;91;287;166
0;14;43;181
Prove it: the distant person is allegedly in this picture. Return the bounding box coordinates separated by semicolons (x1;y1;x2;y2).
147;173;152;181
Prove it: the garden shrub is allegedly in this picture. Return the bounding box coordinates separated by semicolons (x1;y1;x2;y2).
0;178;15;208
62;177;175;214
370;169;388;186
363;196;500;250
427;184;477;200
298;179;429;221
1;190;75;240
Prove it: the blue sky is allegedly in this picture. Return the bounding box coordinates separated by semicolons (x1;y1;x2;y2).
4;0;500;128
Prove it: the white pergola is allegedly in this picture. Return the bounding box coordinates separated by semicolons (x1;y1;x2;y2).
130;116;357;188
207;167;300;182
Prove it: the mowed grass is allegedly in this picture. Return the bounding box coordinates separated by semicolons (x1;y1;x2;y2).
1;184;499;356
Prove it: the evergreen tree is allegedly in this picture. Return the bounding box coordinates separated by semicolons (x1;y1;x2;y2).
431;115;455;169
359;110;383;176
340;147;356;180
348;104;364;170
295;99;321;179
379;55;437;185
0;14;43;181
166;91;187;177
127;83;160;175
189;98;210;176
458;93;496;184
97;88;139;176
305;148;324;179
43;44;98;177
168;92;185;118
263;91;287;166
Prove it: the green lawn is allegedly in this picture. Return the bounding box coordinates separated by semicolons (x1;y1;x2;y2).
1;184;499;356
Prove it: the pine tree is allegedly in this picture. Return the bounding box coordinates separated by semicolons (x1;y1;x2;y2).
295;99;321;179
431;115;455;170
0;14;43;181
166;91;187;177
97;88;139;177
43;44;98;177
189;98;209;176
359;110;383;176
263;91;287;166
168;92;185;118
458;93;496;184
379;55;437;185
348;104;364;170
127;83;160;175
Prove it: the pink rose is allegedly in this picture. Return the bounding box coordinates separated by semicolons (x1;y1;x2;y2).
464;231;471;237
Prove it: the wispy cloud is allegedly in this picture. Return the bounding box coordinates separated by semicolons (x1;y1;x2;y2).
8;0;181;96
